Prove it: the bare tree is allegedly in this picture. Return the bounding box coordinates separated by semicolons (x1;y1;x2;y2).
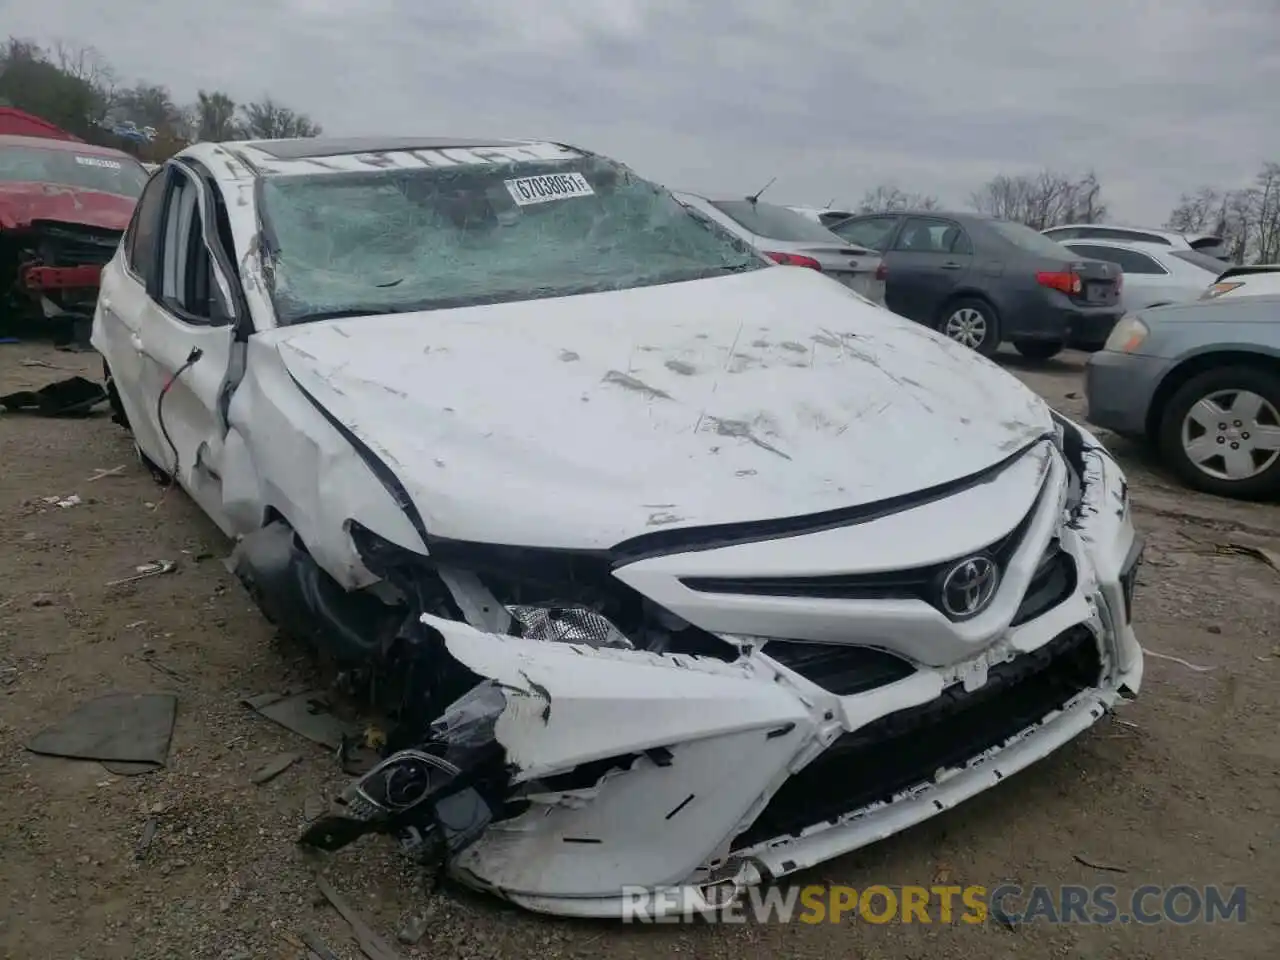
238;96;322;139
969;169;1107;229
1167;162;1280;264
1252;162;1280;263
0;36;110;135
857;184;940;214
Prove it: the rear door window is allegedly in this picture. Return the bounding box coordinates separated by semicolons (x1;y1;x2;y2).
1065;243;1167;275
830;216;899;252
894;217;969;254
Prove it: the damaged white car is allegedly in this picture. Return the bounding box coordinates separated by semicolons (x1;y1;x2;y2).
92;136;1145;918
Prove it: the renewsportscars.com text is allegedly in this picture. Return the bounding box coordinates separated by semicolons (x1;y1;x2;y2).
621;883;1248;925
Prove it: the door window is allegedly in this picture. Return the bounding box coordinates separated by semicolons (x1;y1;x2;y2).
156;172;227;324
830;216;898;252
1065;243;1168;275
894;217;969;254
123;171;167;284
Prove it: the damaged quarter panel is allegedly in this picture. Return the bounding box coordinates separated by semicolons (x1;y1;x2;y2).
267;266;1052;551
425;615;821;896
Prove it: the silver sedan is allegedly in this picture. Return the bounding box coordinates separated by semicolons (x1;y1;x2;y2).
1085;293;1280;499
674;192;886;305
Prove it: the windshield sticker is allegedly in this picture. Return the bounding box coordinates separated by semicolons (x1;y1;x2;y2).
505;173;595;206
74;156;123;170
257;142;583;177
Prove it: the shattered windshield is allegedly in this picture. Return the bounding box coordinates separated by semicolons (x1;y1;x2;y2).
0;144;149;197
259;152;764;324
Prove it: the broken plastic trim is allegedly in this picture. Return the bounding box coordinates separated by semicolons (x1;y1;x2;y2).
300;680;507;859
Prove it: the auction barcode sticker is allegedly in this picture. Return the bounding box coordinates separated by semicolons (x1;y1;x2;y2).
504;172;595;206
75;156;123;169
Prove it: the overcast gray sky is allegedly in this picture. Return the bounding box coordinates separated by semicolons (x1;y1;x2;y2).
4;0;1277;223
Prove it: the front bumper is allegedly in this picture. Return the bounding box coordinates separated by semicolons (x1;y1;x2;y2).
307;429;1143;918
1084;350;1170;437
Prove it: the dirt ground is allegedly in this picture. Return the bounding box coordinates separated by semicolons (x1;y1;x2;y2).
0;342;1275;960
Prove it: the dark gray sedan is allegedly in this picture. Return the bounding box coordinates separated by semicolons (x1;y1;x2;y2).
829;211;1123;358
1085;293;1280;499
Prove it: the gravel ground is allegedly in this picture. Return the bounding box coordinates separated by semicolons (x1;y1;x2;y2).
0;343;1275;960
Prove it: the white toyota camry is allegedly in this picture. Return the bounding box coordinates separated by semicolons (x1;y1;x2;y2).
93;136;1144;918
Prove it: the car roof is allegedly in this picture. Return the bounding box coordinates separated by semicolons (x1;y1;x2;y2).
1047;223;1226;245
0;133;136;159
838;210;994;223
238;136;539;161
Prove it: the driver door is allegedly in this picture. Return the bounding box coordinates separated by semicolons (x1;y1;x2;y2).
129;164;243;533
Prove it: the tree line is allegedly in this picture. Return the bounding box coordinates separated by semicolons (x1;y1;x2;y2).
0;36;321;162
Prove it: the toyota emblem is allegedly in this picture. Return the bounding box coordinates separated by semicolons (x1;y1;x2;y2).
939;556;1000;619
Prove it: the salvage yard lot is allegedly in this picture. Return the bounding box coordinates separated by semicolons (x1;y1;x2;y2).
0;343;1275;960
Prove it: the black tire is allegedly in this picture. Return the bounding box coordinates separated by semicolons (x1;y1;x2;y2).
1013;340;1064;361
1157;364;1280;500
937;297;1000;357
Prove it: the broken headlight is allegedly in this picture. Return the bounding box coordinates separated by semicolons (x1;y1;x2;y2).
507;604;633;649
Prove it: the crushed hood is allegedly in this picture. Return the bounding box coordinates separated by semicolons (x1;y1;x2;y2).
0;181;135;232
268;267;1052;550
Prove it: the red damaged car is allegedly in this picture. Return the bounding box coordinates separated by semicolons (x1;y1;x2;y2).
0;134;150;343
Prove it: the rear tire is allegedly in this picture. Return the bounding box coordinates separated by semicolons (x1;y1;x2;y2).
1157;365;1280;500
938;298;1000;357
1013;340;1064;361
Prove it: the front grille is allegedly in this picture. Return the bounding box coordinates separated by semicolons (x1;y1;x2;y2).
732;625;1102;850
1010;542;1077;627
680;481;1045;618
763;642;915;695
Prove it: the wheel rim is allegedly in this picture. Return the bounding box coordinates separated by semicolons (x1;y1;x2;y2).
944;308;987;348
1180;389;1280;481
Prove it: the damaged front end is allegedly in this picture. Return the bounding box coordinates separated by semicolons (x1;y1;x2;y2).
236;419;1141;919
0;220;121;343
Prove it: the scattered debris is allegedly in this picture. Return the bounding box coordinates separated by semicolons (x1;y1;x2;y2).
315;876;404;960
39;494;81;508
396;915;429;945
106;560;176;588
139;649;188;683
299;928;342;960
1215;541;1280;575
242;689;358;750
135;819;158;861
86;465;126;482
1073;853;1128;873
0;376;108;416
250;751;301;785
1143;648;1215;673
25;692;177;775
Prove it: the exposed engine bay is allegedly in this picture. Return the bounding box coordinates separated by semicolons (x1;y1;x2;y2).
0;219;121;343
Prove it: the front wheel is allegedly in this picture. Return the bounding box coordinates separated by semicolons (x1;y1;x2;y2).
1013;340;1064;361
1158;365;1280;499
938;298;1000;357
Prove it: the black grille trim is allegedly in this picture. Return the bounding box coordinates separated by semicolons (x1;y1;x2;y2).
1009;542;1077;627
732;625;1102;850
762;642;915;695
